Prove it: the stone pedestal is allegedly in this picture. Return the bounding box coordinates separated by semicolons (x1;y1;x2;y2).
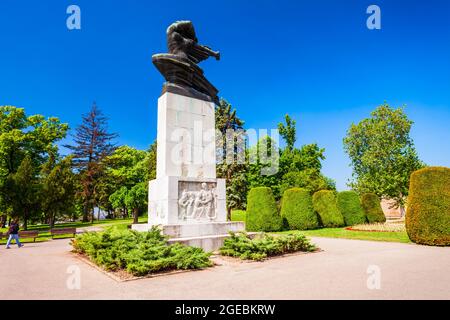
132;91;244;251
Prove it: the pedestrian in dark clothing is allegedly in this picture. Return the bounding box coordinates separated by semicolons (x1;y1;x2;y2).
6;219;23;249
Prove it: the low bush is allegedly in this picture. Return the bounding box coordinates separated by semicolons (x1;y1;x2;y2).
312;190;345;227
361;193;386;223
406;166;450;246
246;187;283;232
71;226;213;276
220;232;317;261
337;191;367;226
280;188;319;230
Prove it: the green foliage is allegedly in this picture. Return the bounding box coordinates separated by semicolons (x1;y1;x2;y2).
246;187;282;232
72;226;213;276
278;114;296;151
406;167;450;246
246;136;281;197
41;156;77;227
65;103;118;222
0;106;68;225
312;190;345;227
280;188;319;230
231;210;246;222
215;99;247;218
6;156;41;229
343;103;424;209
337;191;367;226
280;169;336;195
109;186;128;211
361;193;386;223
220;232;316;261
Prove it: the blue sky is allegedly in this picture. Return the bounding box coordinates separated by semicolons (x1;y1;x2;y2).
0;0;449;190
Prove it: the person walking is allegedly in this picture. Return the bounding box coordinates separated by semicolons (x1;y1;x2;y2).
5;219;23;249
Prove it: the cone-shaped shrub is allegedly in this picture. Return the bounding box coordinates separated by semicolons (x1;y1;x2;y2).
246;187;282;232
406;167;450;246
312;190;345;227
337;191;367;226
361;193;386;223
280;188;319;230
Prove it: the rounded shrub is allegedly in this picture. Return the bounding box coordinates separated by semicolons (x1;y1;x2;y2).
337;191;367;226
246;187;282;232
312;190;345;227
280;188;319;230
361;193;386;223
406;167;450;246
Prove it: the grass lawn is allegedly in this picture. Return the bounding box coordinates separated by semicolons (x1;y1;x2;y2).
231;209;411;244
0;216;148;245
274;228;412;244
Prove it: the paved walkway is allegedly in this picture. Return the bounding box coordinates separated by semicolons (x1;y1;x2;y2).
1;237;449;299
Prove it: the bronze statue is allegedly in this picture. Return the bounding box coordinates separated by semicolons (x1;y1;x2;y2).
152;21;220;104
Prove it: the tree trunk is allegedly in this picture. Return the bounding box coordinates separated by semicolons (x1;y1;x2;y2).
82;204;89;222
227;206;232;221
23;210;28;231
133;208;139;224
0;215;6;228
49;213;55;229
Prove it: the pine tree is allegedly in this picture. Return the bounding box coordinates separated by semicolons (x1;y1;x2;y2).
66;103;117;222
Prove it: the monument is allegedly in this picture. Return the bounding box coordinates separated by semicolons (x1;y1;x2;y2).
132;21;245;251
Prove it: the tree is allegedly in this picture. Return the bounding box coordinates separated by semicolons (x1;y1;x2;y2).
215;99;247;219
343;103;424;215
66;103;117;222
124;182;147;224
278;114;296;152
8;156;40;229
109;186;128;218
41;156;77;227
0;106;68;225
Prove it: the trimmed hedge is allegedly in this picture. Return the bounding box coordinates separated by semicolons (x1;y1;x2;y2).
280;188;319;230
406;167;450;246
337;191;367;226
312;190;345;227
246;187;283;232
361;193;386;223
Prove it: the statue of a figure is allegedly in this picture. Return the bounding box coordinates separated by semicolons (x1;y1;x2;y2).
152;21;221;104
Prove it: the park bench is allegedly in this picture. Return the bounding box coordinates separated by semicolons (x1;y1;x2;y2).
18;230;39;242
50;227;77;239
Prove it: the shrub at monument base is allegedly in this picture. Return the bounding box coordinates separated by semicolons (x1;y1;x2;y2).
406;167;450;246
337;191;367;226
220;232;317;261
281;188;319;230
361;193;386;223
246;187;283;232
312;190;345;227
72;227;212;276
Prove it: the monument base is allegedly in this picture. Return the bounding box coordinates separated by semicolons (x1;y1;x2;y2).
132;221;245;252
